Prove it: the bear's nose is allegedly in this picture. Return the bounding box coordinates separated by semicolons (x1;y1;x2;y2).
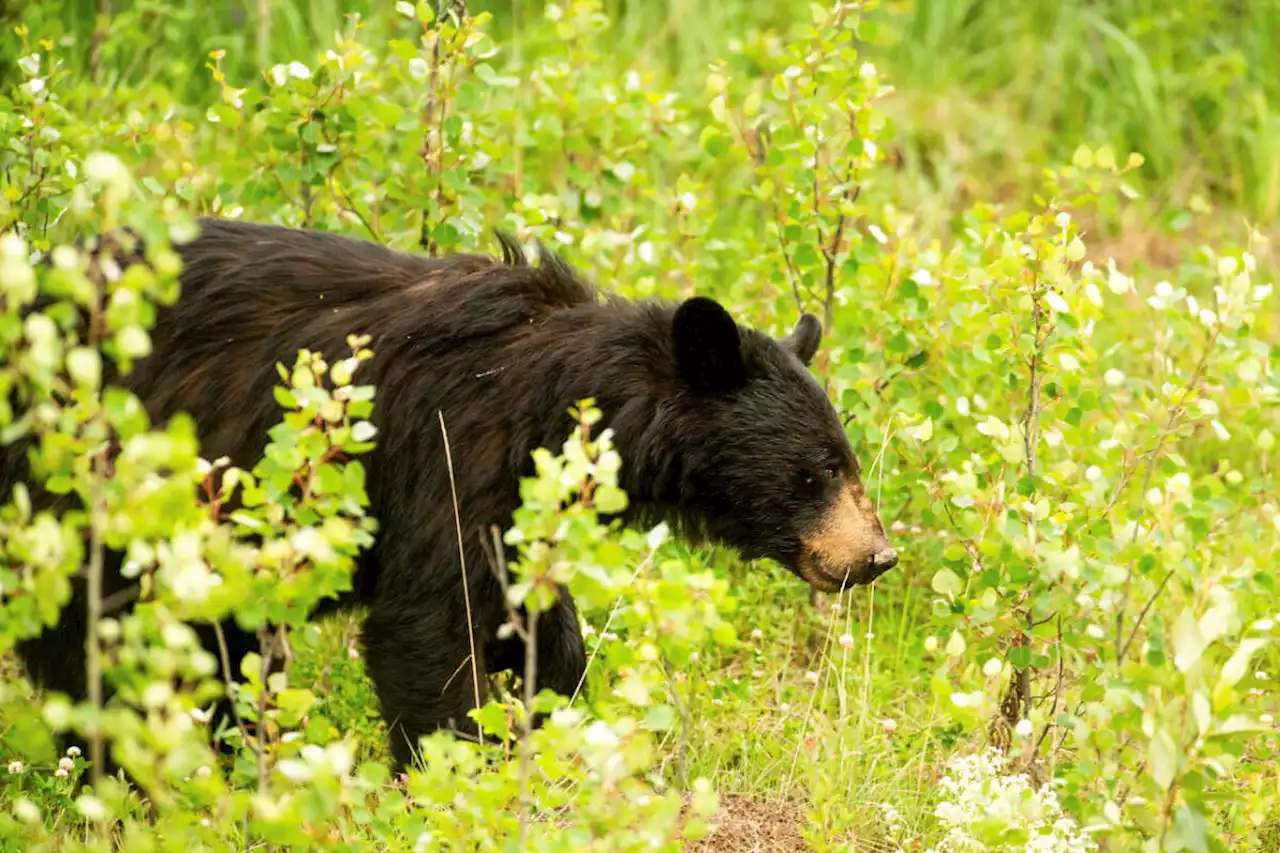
872;547;899;571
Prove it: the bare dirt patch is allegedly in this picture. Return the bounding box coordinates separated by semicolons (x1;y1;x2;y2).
685;794;809;852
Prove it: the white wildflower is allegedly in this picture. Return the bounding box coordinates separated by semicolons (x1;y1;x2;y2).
917;748;1097;852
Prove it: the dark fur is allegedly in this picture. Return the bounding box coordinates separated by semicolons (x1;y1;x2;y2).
6;218;874;771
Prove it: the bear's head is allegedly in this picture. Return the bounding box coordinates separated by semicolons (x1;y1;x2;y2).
669;296;898;592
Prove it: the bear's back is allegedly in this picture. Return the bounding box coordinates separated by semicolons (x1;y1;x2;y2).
119;220;598;463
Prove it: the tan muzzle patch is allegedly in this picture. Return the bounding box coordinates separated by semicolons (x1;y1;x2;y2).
798;482;898;592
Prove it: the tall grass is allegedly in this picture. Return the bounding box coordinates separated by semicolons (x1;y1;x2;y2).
4;0;1276;224
877;0;1280;223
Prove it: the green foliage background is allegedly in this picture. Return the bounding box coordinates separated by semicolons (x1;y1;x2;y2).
0;0;1278;851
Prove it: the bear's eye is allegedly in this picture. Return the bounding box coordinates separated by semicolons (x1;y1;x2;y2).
803;464;841;491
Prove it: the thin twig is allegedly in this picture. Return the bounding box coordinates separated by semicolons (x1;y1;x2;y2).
98;583;140;615
89;0;109;83
419;10;450;253
327;168;382;244
85;451;106;784
1032;615;1066;759
1113;331;1218;660
659;654;690;791
819;168;855;336
256;628;273;792
1116;570;1176;663
519;593;538;845
212;622;257;756
1014;275;1048;723
1022;287;1045;487
439;411;483;733
571;542;660;704
483;525;538;843
83;236;113;784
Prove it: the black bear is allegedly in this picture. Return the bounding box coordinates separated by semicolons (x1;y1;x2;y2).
7;218;898;771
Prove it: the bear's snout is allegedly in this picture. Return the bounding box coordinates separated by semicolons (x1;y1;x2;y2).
871;546;899;575
796;481;898;591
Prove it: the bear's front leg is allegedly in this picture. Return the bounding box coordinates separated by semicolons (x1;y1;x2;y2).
483;587;587;702
360;596;495;771
530;589;587;701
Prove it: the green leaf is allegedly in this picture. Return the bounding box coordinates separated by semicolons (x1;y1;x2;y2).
65;347;101;388
931;568;962;598
388;39;417;60
240;652;263;685
1149;728;1177;790
1170;806;1209;853
711;622;737;646
472;701;511;740
1066;237;1086;262
1172;608;1205;672
594;484;628;515
1198;603;1232;648
276;687;316;726
1219;638;1267;689
699;127;730;159
1008;646;1032;669
645;704;675;731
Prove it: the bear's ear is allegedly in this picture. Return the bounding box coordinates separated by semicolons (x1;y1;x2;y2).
782;312;822;366
673;296;747;394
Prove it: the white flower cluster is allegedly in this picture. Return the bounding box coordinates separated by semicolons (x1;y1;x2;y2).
880;749;1096;853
